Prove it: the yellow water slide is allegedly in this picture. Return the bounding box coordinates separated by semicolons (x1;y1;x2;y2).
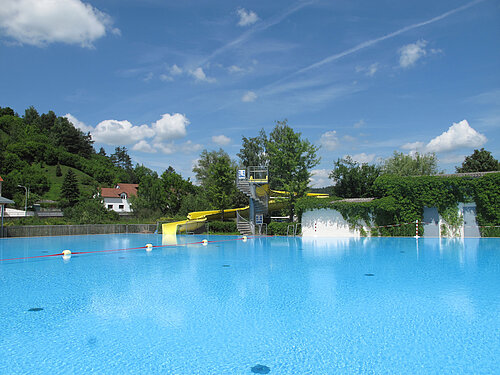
162;187;328;235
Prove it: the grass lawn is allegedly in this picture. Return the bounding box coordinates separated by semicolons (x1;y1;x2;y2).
31;163;97;202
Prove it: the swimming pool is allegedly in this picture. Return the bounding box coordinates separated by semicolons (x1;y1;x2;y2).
0;234;498;374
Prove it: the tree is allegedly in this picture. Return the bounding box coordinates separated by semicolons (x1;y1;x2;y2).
456;148;499;173
110;146;133;170
0;106;16;117
60;169;80;207
23;106;39;125
64;198;119;224
98;147;107;156
205;156;236;220
329;156;381;198
56;164;62;177
382;151;438;176
193;149;235;186
37;110;57;133
237;129;268;167
161;167;195;215
193;149;242;214
266;120;320;220
132;176;166;216
52;116;94;158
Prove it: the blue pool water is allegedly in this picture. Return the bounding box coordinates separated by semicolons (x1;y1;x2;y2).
0;234;499;374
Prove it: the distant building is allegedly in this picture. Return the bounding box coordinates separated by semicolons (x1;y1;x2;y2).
100;184;138;213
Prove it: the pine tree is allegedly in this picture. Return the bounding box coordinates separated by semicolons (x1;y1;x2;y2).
56;164;62;177
61;169;80;207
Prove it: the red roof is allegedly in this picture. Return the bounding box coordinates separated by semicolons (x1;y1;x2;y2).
0;176;3;182
100;183;138;198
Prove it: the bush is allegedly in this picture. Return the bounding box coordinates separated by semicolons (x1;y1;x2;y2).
208;221;237;233
64;198;119;224
268;222;290;235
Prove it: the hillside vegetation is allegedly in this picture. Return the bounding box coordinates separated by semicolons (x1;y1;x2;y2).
0;106;135;208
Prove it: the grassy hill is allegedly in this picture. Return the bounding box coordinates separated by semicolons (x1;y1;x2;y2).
30;163;98;203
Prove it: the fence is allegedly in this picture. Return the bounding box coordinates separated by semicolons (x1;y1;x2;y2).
2;224;157;238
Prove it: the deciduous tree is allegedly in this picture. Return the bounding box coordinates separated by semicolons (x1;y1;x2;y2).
456;148;499;173
267;120;320;220
382;151;438;176
329;156;381;198
237;129;268;167
205;156;236;220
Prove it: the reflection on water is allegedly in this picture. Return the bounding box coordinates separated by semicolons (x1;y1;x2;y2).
162;234;178;246
301;237;367;258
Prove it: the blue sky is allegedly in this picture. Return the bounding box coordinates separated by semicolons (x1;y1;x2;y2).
1;0;499;186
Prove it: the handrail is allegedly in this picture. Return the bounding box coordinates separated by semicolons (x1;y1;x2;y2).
286;224;294;236
294;223;301;236
237;210;255;235
257;223;268;235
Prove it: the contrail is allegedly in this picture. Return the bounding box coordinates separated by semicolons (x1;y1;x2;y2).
276;0;487;83
199;0;316;66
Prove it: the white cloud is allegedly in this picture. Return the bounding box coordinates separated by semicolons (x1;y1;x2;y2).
189;67;216;83
228;65;244;74
367;63;379;76
353;120;365;129
401;141;425;151
355;63;379;76
180;140;203;154
309;169;331;188
343;135;356;142
152;113;190;141
350;153;376;164
425;120;487;153
159;74;173;82
64;113;93;133
399;40;427;68
132;140;156;153
242;91;257;102
237;8;259;27
170;64;182;75
319;131;339;151
439;153;468;164
212;135;231;146
143;72;154;82
0;0;119;47
153;140;202;155
92;119;155;145
153;142;176;155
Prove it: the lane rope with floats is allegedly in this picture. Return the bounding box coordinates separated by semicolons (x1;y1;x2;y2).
0;235;272;262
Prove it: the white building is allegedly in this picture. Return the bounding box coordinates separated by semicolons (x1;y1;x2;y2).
100;184;138;213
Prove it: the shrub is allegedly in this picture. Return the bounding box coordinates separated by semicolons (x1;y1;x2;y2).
208;221;237;233
268;222;290;235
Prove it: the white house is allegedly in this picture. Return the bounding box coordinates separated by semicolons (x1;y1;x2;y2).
100;183;138;213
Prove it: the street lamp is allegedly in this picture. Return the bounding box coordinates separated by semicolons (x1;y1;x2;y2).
18;185;28;217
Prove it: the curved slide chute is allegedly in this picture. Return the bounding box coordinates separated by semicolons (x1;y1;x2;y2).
162;192;329;235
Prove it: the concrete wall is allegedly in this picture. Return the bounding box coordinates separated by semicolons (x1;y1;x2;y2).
303;204;480;238
423;203;480;238
302;208;370;237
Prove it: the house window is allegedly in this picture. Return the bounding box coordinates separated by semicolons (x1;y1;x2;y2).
107;204;113;209
119;205;124;210
120;193;127;199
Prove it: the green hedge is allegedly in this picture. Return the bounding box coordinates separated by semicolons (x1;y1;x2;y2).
208;221;237;233
296;173;500;237
268;222;291;235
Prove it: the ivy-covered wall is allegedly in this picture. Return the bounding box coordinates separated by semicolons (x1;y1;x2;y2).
297;173;500;237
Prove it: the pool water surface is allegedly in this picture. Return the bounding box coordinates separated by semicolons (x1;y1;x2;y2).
0;234;499;374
